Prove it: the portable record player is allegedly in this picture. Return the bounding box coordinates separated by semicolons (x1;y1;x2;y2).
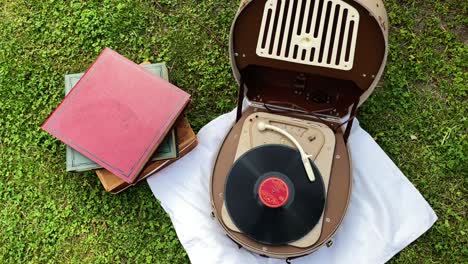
211;0;388;259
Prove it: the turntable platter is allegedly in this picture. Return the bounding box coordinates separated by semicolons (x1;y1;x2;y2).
225;144;325;245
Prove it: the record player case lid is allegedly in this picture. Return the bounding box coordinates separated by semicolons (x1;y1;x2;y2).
229;0;388;118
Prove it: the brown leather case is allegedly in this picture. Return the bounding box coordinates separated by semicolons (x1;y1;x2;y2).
96;117;198;194
210;0;389;258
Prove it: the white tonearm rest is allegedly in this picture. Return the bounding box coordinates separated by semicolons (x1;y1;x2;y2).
257;121;316;182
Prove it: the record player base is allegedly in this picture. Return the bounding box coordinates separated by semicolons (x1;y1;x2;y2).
211;107;352;258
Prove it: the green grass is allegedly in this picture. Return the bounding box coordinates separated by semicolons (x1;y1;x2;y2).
0;0;466;263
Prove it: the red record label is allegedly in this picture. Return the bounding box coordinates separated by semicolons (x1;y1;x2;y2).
258;177;289;208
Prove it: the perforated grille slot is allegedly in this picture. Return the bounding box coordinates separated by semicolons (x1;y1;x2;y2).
256;0;359;70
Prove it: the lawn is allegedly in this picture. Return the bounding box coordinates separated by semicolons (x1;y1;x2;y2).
0;0;466;263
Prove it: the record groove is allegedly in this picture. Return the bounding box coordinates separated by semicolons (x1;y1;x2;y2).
225;144;325;245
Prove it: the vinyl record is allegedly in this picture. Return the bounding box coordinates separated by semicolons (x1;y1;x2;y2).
225;144;325;245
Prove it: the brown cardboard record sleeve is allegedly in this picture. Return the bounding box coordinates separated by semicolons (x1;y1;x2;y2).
96;116;198;193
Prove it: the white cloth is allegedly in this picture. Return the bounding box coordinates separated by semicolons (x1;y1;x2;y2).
147;109;437;264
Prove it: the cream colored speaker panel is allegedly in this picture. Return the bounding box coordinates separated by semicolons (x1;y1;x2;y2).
256;0;359;70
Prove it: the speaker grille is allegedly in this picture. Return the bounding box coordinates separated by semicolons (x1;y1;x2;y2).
256;0;359;70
